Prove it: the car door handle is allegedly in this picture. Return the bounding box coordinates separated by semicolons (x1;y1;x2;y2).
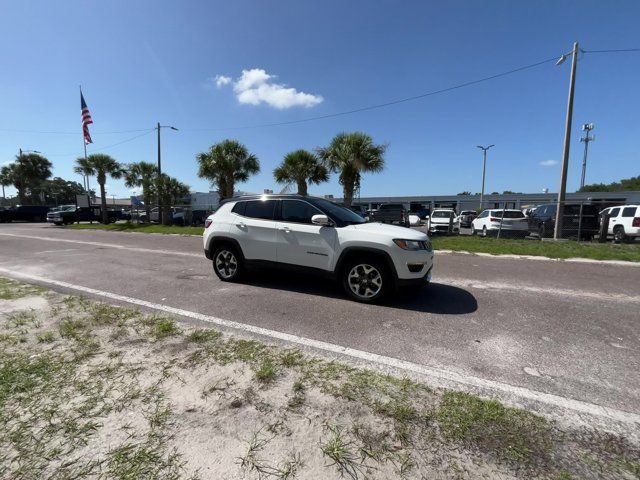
280;226;291;232
236;222;246;228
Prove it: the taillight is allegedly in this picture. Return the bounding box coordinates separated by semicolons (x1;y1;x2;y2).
204;218;213;229
490;217;502;222
633;217;640;227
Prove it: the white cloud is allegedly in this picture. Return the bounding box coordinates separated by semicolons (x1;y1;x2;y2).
214;74;231;88
539;159;559;167
2;161;14;167
224;68;323;109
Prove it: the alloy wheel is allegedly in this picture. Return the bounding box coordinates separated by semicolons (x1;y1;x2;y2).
347;264;383;299
215;250;238;279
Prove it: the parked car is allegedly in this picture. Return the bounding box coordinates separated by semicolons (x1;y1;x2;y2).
457;210;478;228
428;209;459;234
47;206;119;225
369;203;410;227
203;194;434;303
471;209;528;237
0;205;50;222
408;214;422;226
527;203;600;240
146;207;188;225
601;205;640;243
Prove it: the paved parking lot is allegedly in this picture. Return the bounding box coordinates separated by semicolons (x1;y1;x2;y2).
1;223;639;430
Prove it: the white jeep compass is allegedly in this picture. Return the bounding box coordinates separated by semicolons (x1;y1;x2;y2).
203;195;434;302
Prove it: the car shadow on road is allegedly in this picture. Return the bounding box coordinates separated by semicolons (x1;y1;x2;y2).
242;269;477;315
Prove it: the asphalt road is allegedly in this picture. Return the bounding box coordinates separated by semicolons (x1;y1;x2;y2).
1;223;639;430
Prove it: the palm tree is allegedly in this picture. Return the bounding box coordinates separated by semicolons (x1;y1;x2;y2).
157;174;190;225
10;153;53;204
124;161;157;221
273;149;328;196
317;132;386;207
0;165;12;203
196;140;259;201
74;154;124;224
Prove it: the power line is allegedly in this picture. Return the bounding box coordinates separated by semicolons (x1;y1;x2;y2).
48;129;154;157
583;48;640;53
182;55;563;132
0;127;152;135
2;47;639;138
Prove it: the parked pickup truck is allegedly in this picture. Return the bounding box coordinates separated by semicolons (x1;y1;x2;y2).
369;203;410;227
0;205;50;222
47;206;119;225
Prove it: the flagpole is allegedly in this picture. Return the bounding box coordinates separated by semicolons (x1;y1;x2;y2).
80;86;91;199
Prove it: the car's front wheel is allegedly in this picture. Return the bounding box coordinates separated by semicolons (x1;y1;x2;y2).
212;245;244;282
342;258;388;303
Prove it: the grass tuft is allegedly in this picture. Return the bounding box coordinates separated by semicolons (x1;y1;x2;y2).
186;328;221;343
255;359;278;384
436;391;553;464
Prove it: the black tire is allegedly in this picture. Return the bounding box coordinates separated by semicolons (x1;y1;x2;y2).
482;226;488;237
212;245;244;282
613;226;627;244
341;257;389;303
538;223;546;239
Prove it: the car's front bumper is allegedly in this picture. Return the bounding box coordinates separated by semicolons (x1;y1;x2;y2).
396;266;433;287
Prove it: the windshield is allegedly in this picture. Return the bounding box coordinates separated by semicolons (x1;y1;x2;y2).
313;199;366;225
432;211;453;218
491;210;525;218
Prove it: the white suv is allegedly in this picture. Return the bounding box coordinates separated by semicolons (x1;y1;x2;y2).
203;195;434;302
601;205;640;243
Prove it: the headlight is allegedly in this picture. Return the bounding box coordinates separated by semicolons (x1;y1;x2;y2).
393;239;424;251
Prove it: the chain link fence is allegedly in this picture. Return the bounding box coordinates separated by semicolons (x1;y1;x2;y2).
361;199;634;243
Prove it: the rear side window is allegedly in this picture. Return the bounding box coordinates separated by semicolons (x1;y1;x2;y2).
622;207;637;217
231;202;246;215
281;200;321;224
609;207;620;217
244;200;276;220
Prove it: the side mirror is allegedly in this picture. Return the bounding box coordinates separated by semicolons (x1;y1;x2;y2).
312;214;332;226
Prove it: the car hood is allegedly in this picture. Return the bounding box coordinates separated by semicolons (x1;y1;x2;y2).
348;222;428;240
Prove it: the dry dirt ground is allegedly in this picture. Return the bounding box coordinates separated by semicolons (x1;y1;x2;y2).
0;277;638;480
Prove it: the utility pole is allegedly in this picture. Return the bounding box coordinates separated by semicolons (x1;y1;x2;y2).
477;145;494;210
579;123;595;189
157;122;162;224
155;123;179;225
554;41;579;240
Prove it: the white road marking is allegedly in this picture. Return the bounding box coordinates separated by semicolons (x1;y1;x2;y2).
0;233;201;258
438;277;640;304
437;249;640;268
1;266;638;427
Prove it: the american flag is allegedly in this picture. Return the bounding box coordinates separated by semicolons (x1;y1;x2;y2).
80;92;93;145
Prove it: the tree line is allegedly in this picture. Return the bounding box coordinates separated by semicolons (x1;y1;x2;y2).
197;131;386;207
1;130;386;222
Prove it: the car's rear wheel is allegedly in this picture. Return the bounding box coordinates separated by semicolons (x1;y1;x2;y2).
342;258;388;303
212;245;244;282
613;226;627;244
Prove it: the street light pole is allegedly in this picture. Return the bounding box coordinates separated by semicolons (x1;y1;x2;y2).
477;145;494;209
579;123;595;190
155;123;178;225
554;41;579;240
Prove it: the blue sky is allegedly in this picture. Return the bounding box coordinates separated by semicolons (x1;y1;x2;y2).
1;0;639;199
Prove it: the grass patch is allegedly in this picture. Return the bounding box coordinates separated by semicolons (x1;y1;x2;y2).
436;391;554;464
152;318;181;340
67;222;204;236
255;359;278;383
186;328;222;343
0;277;45;300
37;331;56;343
431;235;640;262
320;424;365;479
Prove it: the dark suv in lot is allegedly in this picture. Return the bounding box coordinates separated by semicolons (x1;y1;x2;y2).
528;203;600;240
0;205;51;222
369;203;410;227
